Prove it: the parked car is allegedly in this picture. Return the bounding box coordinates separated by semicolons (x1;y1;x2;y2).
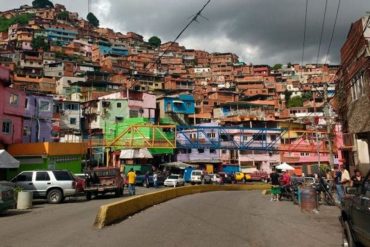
84;167;124;200
340;170;370;247
0;181;15;212
218;172;235;184
135;172;165;187
164;174;185;187
209;174;222;184
203;173;212;184
234;172;251;183
245;171;269;182
190;170;203;185
11;170;77;204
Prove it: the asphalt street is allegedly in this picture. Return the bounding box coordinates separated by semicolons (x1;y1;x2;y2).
0;190;341;247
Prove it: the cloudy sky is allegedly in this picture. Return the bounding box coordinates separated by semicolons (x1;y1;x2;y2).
1;0;369;65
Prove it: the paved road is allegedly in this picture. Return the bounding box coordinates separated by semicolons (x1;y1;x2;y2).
0;190;341;247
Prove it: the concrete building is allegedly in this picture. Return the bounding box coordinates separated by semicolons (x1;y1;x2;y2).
337;16;370;173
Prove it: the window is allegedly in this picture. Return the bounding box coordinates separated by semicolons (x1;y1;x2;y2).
115;117;123;122
198;148;205;153
70;118;76;125
9;93;18;105
15;172;33;182
117;102;122;108
39;100;50;112
53;171;73;181
25;98;28;108
207;132;216;138
36;172;50;181
210;149;216;154
129;110;139;117
186;102;191;108
65;103;78;110
270;134;277;141
2;120;11;134
253;134;266;141
222;150;227;154
23;126;30;136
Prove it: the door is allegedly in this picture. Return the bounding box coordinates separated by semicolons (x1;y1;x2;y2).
12;172;35;193
34;172;51;197
352;172;370;246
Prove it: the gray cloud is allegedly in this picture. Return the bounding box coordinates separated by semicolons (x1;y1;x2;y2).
1;0;369;65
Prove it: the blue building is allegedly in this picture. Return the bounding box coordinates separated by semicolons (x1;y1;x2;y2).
45;27;78;45
97;40;128;56
157;94;195;125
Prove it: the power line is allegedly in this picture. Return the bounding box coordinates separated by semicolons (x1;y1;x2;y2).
129;0;212;89
316;0;328;65
324;0;341;65
301;0;309;66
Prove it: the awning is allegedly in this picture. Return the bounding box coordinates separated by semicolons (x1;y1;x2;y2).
0;150;20;169
119;148;153;159
160;162;196;169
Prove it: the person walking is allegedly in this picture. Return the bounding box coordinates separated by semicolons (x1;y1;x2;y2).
144;171;150;188
153;172;158;188
334;167;343;203
127;168;136;196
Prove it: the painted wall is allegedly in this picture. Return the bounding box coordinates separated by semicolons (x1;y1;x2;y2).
0;82;26;145
23;94;53;143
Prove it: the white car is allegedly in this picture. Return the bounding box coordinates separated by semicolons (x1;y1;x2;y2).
164;174;185;187
209;174;222;184
190;170;203;184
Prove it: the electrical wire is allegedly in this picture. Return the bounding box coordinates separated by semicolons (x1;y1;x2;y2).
301;0;309;66
316;0;328;65
324;0;341;65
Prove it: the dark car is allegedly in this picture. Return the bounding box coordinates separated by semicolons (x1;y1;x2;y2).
218;172;235;184
340;170;370;247
135;172;165;187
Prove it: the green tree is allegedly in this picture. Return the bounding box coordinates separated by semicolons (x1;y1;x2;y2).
284;90;292;102
272;64;282;70
148;36;161;47
287;62;292;68
31;36;49;51
57;11;69;21
287;96;304;108
32;0;54;8
302;91;313;101
87;12;99;27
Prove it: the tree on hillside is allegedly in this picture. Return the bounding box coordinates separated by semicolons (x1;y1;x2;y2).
32;0;54;8
272;64;282;70
31;36;49;51
287;96;304;108
87;12;99;27
148;36;161;47
302;91;313;101
57;11;69;21
284;90;292;102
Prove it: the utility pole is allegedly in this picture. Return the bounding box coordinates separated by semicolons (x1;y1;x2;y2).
324;83;335;169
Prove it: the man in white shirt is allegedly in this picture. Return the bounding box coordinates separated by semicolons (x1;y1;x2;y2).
340;165;350;198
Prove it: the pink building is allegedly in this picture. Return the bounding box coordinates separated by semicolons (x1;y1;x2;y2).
0;66;26;146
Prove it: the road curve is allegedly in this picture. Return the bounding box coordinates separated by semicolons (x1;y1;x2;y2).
0;190;341;247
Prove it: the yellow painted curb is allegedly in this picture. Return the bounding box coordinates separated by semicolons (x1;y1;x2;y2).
94;183;271;229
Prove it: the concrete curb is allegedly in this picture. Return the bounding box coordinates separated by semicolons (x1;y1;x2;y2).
94;184;271;229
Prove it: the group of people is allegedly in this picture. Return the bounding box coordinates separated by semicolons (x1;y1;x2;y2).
269;169;291;201
269;164;364;204
330;165;363;203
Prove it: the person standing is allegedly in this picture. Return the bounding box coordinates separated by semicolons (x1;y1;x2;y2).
270;169;281;201
351;170;363;188
340;165;350;195
127;168;136;196
334;167;343;202
153;172;158;188
144;171;150;188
